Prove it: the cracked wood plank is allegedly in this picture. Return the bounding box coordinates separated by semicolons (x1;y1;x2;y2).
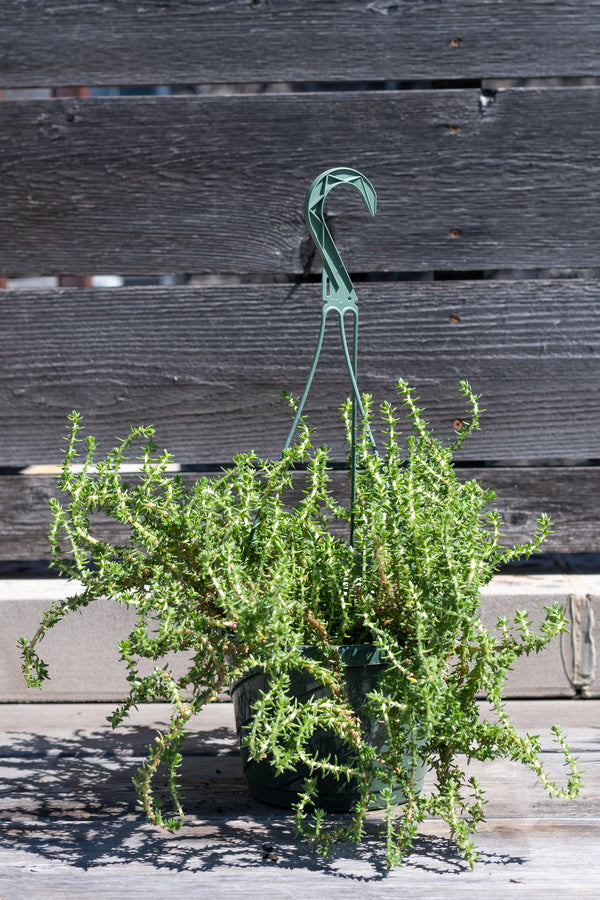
4;89;600;274
0;280;598;465
2;468;600;559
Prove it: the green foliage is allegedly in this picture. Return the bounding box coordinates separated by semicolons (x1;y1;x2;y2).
20;381;581;868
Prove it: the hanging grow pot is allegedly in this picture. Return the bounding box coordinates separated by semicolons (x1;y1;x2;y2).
231;644;426;812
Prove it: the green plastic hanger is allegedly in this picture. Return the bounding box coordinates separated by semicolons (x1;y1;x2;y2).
282;168;378;541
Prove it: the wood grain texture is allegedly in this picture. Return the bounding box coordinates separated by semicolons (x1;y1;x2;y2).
0;280;598;465
3;0;600;87
0;701;598;896
3;88;600;275
2;465;599;558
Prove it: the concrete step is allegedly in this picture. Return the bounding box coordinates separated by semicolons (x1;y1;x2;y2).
2;573;598;701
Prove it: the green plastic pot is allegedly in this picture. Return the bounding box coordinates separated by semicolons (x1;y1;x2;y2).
231;644;426;812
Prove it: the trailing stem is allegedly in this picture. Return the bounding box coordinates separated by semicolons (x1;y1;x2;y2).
21;383;581;867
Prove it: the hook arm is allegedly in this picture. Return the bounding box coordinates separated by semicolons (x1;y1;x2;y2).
304;167;376;310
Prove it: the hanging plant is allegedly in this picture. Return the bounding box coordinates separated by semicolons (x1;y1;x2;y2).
21;169;581;868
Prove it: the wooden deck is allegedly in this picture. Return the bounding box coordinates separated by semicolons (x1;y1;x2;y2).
0;700;598;898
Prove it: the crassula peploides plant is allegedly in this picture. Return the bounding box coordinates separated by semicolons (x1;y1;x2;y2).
21;380;581;868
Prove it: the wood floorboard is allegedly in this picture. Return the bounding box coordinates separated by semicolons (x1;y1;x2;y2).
0;701;598;898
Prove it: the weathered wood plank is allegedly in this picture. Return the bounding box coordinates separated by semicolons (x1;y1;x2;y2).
0;702;598;897
0;701;596;809
3;0;600;87
0;280;598;465
1;465;600;559
3;89;600;275
1;823;598;899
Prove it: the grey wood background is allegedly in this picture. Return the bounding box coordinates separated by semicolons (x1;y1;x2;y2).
3;89;600;276
1;0;599;558
2;468;599;560
3;0;600;85
0;281;598;463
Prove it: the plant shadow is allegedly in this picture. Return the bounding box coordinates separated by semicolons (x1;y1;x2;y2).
0;718;527;881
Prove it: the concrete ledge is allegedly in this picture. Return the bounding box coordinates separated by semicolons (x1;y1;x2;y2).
481;574;598;698
1;575;598;701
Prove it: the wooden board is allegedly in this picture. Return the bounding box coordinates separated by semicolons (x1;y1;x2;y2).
0;701;598;897
4;88;600;275
2;465;600;559
0;280;598;465
3;1;600;87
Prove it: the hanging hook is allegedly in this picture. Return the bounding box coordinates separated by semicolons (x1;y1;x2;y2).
304;167;377;314
282;169;378;543
283;167;378;454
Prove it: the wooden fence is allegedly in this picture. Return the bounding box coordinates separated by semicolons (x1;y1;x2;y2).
1;0;599;559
